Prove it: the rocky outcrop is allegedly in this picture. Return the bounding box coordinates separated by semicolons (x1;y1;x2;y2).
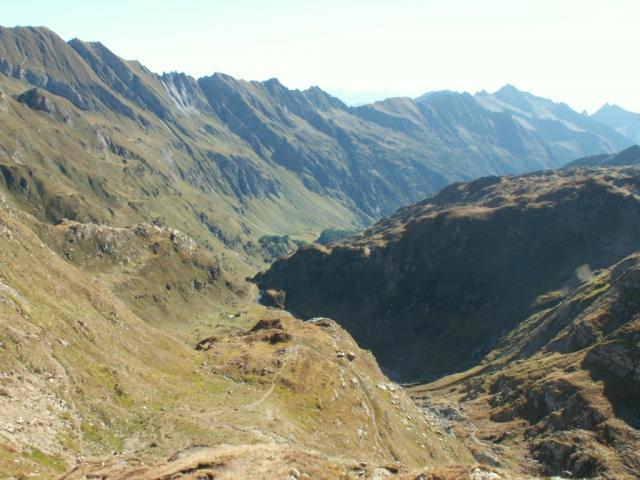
39;220;229;328
15;88;56;113
261;289;286;309
411;249;640;478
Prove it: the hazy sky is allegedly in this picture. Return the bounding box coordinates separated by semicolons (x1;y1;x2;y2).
3;0;639;112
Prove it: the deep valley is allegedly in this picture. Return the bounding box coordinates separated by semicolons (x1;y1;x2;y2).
0;22;639;480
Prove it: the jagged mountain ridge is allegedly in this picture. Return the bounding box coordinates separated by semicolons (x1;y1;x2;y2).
356;85;631;177
254;166;640;382
0;25;632;252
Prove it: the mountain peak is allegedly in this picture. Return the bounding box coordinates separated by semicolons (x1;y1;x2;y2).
0;24;56;35
594;102;629;115
414;89;475;106
262;77;284;87
491;83;532;110
592;102;640;144
495;83;522;94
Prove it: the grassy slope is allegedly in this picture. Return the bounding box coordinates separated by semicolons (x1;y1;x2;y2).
0;38;361;274
0;200;472;478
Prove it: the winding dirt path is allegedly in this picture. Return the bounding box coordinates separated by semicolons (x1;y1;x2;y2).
245;344;301;410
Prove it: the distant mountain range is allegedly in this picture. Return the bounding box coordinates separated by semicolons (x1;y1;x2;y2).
592;103;640;144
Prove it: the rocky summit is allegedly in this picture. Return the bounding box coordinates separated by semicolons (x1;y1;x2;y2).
0;20;640;480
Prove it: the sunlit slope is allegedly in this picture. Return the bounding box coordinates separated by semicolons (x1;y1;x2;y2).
0;199;471;478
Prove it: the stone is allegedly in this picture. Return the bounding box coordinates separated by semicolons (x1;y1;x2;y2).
195;336;217;351
288;467;300;478
15;88;56;114
266;331;291;344
250;319;283;332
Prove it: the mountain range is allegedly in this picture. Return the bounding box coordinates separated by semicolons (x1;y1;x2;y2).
1;24;640;479
0;25;634;252
565;144;640;169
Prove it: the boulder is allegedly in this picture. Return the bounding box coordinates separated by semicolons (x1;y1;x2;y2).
250;319;283;332
195;336;217;351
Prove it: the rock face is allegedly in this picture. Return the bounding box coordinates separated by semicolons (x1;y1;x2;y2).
261;289;286;309
15;88;56;113
255;167;640;381
411;250;640;478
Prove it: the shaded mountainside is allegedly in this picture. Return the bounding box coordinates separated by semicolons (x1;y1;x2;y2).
592;103;640;145
255;167;640;382
565;144;640;169
411;250;640;478
472;86;632;156
0;25;632;258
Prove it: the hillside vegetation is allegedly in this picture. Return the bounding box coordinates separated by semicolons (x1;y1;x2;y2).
0;198;475;479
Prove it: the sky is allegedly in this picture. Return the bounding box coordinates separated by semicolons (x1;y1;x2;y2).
3;0;639;113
